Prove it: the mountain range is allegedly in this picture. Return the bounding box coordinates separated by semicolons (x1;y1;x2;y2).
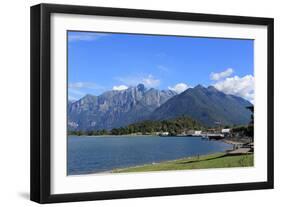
68;84;176;131
68;84;253;131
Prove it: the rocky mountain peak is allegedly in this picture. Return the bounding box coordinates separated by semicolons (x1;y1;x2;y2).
136;83;146;92
68;85;176;130
194;84;205;89
207;85;219;92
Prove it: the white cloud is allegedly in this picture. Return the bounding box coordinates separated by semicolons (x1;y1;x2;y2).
168;83;190;93
117;74;160;88
68;88;86;101
68;95;77;101
142;75;160;87
68;82;104;100
68;33;109;42
68;88;85;95
112;85;128;91
69;82;101;90
213;75;254;103
210;68;234;81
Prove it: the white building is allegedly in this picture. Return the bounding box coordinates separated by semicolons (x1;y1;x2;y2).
221;128;231;133
194;130;202;135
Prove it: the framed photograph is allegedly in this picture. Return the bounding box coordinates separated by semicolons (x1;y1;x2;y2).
30;3;274;203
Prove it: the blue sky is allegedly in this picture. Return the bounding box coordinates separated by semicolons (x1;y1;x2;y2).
68;31;254;102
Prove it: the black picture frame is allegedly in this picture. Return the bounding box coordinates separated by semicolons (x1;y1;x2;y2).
30;3;274;204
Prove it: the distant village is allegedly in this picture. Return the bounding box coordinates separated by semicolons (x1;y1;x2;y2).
69;106;254;154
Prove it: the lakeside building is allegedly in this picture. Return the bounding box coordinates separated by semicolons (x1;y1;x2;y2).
159;132;169;136
221;128;231;138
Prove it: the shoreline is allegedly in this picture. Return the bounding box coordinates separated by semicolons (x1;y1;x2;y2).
110;152;225;173
111;151;253;173
71;147;252;175
68;134;252;144
69;134;249;140
111;139;253;173
221;139;245;145
67;136;253;175
69;152;228;175
68;134;158;138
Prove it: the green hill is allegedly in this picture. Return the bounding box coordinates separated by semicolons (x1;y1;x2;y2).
110;116;203;135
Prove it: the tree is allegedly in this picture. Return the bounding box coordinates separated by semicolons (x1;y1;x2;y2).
246;106;254;141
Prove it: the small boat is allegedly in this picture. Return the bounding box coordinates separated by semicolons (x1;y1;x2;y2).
191;134;203;137
207;134;224;140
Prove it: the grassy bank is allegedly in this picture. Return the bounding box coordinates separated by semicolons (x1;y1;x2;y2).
113;153;253;173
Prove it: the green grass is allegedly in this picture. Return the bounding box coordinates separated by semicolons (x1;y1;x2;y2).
113;153;254;173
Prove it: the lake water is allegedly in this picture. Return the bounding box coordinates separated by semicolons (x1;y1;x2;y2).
67;136;233;175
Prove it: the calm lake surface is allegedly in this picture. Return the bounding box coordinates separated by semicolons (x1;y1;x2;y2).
67;136;233;175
